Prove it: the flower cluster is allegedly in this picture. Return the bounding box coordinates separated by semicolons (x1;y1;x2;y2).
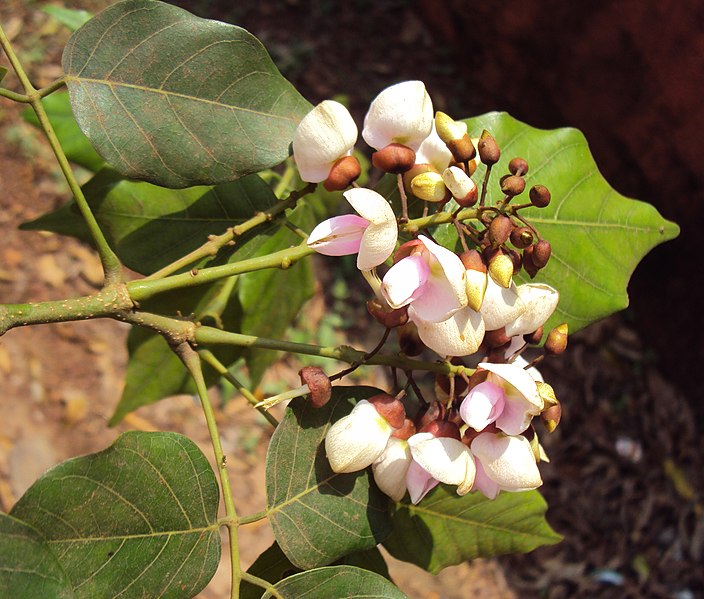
288;80;567;504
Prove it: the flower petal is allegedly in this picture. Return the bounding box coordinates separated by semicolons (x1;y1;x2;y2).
307;214;368;256
362;81;434;151
406;459;439;504
293;100;358;182
471;432;542;492
480;277;526;331
343;188;398;270
343;187;395;225
382;254;430;309
415;123;455;171
410;306;485;357
472;459;500;499
459;381;506;431
372;437;412;501
504;284;559;337
408;433;476;492
325;400;393;473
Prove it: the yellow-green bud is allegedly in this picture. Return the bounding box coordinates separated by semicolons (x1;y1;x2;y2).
488;252;514;288
410;171;449;203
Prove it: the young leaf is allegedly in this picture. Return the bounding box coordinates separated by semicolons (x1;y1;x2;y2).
266;387;392;570
262;566;408;599
432;112;679;335
382;485;561;574
62;0;311;188
42;6;93;32
22;92;104;171
10;431;221;599
0;513;73;599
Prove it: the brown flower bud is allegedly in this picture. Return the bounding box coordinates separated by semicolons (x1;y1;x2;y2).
532;239;552;268
541;403;562;432
529;184;551;208
459;249;486;272
524;325;544;345
522;245;539;278
397;322;424;356
507;248;522;274
323;155;361;191
419;419;461;441
369;393;406;429
508;157;529;176
477;130;500;165
391;418;416;440
366;298;409;328
500;174;526;196
488;215;513;245
416;400;445;430
510;226;534;249
483;326;511;348
298;366;332;408
545;323;568;355
372;143;416;174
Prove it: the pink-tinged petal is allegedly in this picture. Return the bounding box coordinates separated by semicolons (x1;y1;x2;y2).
372;437;412;502
325;400;393;473
503;336;527;359
504;284;560;337
293;100;358;182
472;459;500;499
410;306;485;357
407;433;476;493
471;433;542;492
307;214;368;256
358;221;399;270
362;81;434;151
415;124;454;171
343;188;395;226
459;381;506;430
480;277;526;331
382;254;430;309
406;459;439;504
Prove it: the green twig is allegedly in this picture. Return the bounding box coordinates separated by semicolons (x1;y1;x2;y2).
240;573;284;599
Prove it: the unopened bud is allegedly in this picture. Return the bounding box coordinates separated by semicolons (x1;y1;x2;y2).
366;298;409;328
483;327;511;348
419;419;461;441
402;163;437;194
393;238;424;263
477;130;500;165
435;111;476;162
508;157;529;176
488;215;513;245
524;325;544;345
323;155;361;191
488;252;514;288
536;381;558;407
532;240;552;268
369;393;406;429
510;226;534;249
372;143;416;174
391;418;416;440
442;166;478;206
411;171;449;203
522;245;539;278
416;400;445;430
529;185;551;208
545;323;568;355
397;322;424;356
507;248;522;274
299;366;332;408
460;249;488;311
541;403;562;432
500;174;526;196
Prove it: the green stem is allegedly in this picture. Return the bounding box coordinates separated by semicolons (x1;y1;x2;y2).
237;510;268;525
0;25;121;285
178;344;241;599
0;86;31;102
401;207;480;234
240;573;284;599
274;159;298;198
198;349;279;427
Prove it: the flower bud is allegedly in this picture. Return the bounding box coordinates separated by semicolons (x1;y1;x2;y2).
402;163;438;194
369;393;406;429
510;226;534;249
488;215;513;246
522;245;539;278
323;155;361;191
366;298;409;328
532;240;552;268
483;326;511;348
541;403;561;432
536;381;558;407
488;251;514;288
419;419;462;441
460;249;488;311
416;400;446;430
508;157;529;176
299;366;332;408
524;325;544;345
477;130;500;165
435;111;476;163
529;185;551;208
545;323;568;355
410;171;449;203
372;143;416;174
392;418;417;440
507;248;522;274
500;174;526;196
442;166;478;206
397;321;424;356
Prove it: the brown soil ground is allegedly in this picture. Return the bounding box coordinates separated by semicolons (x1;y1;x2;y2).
1;1;702;598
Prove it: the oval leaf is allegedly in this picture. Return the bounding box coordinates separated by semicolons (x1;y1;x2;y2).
263;566;407;599
10;432;221;599
0;513;73;599
382;485;561;574
62;0;311;187
266;387;392;570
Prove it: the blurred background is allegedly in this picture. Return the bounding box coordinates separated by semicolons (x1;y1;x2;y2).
1;1;702;597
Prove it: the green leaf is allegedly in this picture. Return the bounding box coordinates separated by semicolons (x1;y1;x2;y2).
10;431;221;598
0;513;73;598
266;387;392;570
42;6;93;32
22;169;279;275
435;112;679;334
62;0;311;188
0;65;8;84
382;485;561;574
21;92;104;171
263;566;408;599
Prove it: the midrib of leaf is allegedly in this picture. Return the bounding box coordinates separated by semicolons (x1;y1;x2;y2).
45;525;218;545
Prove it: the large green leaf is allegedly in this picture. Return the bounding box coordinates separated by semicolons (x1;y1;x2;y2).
382;485;561;574
10;432;221;599
263;566;407;599
22;92;104;171
62;0;311;188
432;112;679;334
0;513;73;599
22;169;279;276
266;387;392;570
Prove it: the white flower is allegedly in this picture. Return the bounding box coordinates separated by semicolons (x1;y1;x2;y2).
409;305;485;357
504;283;559;337
372;437;412;501
480;277;526;331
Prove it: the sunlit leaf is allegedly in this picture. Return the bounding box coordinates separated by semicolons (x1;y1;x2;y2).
266;388;392;570
42;6;93;32
382;485;561;574
62;0;311;187
11;432;221;599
